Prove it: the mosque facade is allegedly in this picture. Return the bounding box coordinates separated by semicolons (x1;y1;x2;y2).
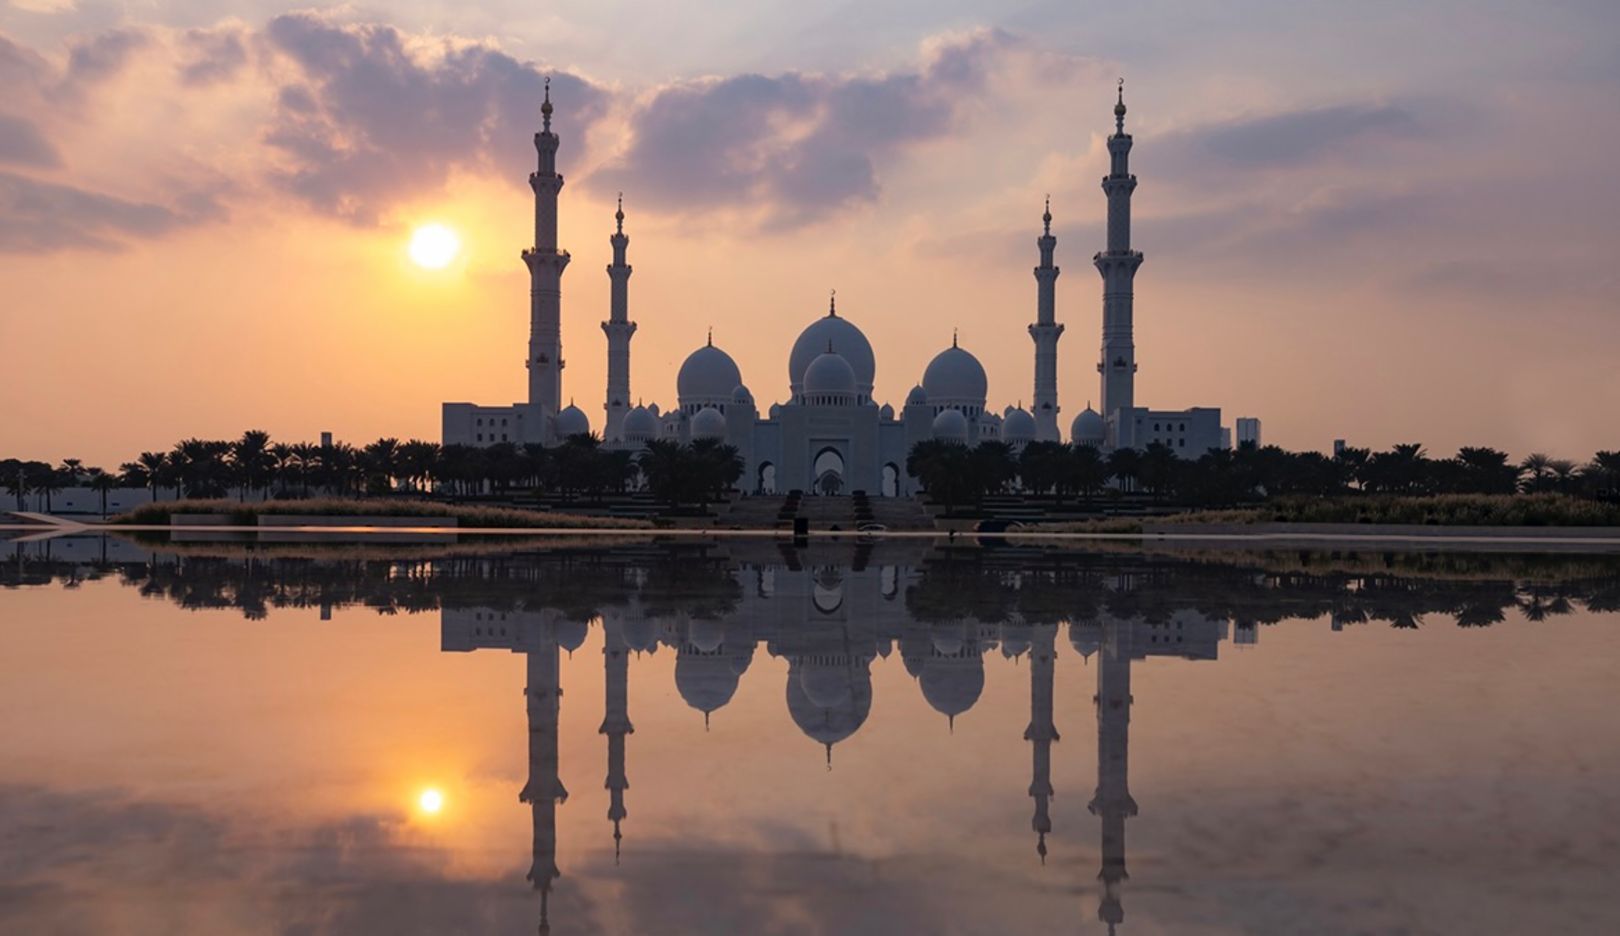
442;81;1250;495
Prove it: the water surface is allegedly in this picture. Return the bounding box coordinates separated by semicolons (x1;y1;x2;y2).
2;534;1618;934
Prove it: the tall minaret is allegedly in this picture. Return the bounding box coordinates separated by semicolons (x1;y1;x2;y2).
1089;617;1139;935
519;622;568;933
602;196;636;441
1025;622;1060;862
523;79;570;438
1095;80;1142;440
600;615;634;861
1029;198;1064;442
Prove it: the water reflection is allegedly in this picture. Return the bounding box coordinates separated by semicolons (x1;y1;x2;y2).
4;535;1620;934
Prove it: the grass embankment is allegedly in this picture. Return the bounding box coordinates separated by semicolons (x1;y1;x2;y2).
112;498;653;530
1168;493;1620;527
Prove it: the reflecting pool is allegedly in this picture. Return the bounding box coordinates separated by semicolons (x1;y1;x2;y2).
3;533;1619;934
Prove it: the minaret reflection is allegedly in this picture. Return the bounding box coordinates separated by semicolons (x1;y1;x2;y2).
1025;622;1059;863
1089;616;1138;935
520;625;566;934
600;615;633;863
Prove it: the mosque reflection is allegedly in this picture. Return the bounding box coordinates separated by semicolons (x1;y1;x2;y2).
7;535;1620;933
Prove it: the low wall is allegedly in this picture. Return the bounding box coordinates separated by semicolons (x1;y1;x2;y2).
1145;521;1620;540
255;515;457;528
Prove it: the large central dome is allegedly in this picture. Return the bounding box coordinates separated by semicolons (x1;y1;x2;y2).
922;342;988;408
789;301;875;397
677;341;743;407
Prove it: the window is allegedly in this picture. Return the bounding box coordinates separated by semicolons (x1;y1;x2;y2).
502;433;508;441
502;418;508;426
476;433;482;442
476;418;483;427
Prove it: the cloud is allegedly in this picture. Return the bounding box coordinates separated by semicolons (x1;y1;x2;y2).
0;171;223;252
260;11;610;224
63;27;150;86
0;113;59;166
177;24;248;87
1154;102;1421;174
591;29;1025;228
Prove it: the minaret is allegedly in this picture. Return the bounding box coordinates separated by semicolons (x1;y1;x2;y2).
1095;80;1142;442
1089;617;1138;935
519;622;568;933
602;195;636;441
1029;198;1064;442
523;78;571;438
600;615;634;862
1025;622;1060;862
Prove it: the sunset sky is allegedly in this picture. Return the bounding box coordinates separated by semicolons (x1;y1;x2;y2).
2;0;1617;466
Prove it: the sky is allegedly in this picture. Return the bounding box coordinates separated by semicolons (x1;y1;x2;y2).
1;0;1617;466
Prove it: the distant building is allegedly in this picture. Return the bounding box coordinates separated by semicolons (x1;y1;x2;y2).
1333;438;1347;457
443;80;1245;493
1236;417;1262;447
1220;427;1233;450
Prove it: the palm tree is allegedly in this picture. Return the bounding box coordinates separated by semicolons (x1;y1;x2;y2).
1589;451;1620;496
86;467;119;517
134;451;168;501
2;458;29;511
30;461;63;513
1105;447;1141;494
1519;452;1552;493
1547;459;1578;493
1068;444;1109;500
229;430;274;500
362;438;401;494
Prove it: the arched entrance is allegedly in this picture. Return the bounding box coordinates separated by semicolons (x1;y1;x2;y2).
813;447;845;496
757;461;777;494
881;462;900;498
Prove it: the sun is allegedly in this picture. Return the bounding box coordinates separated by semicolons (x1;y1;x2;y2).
408;224;461;269
418;788;445;815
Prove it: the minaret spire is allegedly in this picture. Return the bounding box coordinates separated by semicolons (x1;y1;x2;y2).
602;192;636;441
1025;623;1060;864
1030;194;1064;441
1095;78;1143;447
524;76;570;440
600;616;634;867
1089;615;1139;935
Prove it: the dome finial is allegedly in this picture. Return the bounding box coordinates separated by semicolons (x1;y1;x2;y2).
1043;194;1052;234
706;327;713;348
1114;77;1126;131
542;76;553;130
952;328;958;349
825;743;833;771
828;288;837;317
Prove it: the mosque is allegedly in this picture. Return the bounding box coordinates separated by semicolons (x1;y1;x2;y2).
442;81;1249;496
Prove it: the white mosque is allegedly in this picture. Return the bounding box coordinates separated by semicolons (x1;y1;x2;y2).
442;81;1249;496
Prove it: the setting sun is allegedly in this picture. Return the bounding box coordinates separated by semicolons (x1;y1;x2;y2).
418;788;445;814
408;224;461;269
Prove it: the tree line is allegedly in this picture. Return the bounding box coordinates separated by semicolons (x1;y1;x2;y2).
907;439;1620;512
3;431;743;514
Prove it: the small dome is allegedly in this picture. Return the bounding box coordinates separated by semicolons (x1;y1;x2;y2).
1003;407;1036;441
731;384;754;406
691;406;727;440
675;651;740;714
677;342;743;406
905;384;928;406
919;657;985;719
1071;405;1105;445
1070;619;1102;659
880;403;895;420
802;349;857;398
556;619;589;653
922;344;988;407
786;665;872;748
623;406;658;441
931;408;969;443
554;403;590;439
789;308;875;395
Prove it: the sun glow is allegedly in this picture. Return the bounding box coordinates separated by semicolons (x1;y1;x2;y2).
418;788;445;815
408;224;461;269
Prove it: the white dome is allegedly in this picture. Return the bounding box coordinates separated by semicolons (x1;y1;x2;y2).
921;344;988;407
1071;405;1105;445
691;406;727;440
554;403;590;439
623;405;658;440
789;307;874;395
677;342;743;406
931;408;969;443
1003;407;1036;440
905;384;928;406
919;657;985;719
731;384;754;406
802;349;857;398
880;403;894;420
